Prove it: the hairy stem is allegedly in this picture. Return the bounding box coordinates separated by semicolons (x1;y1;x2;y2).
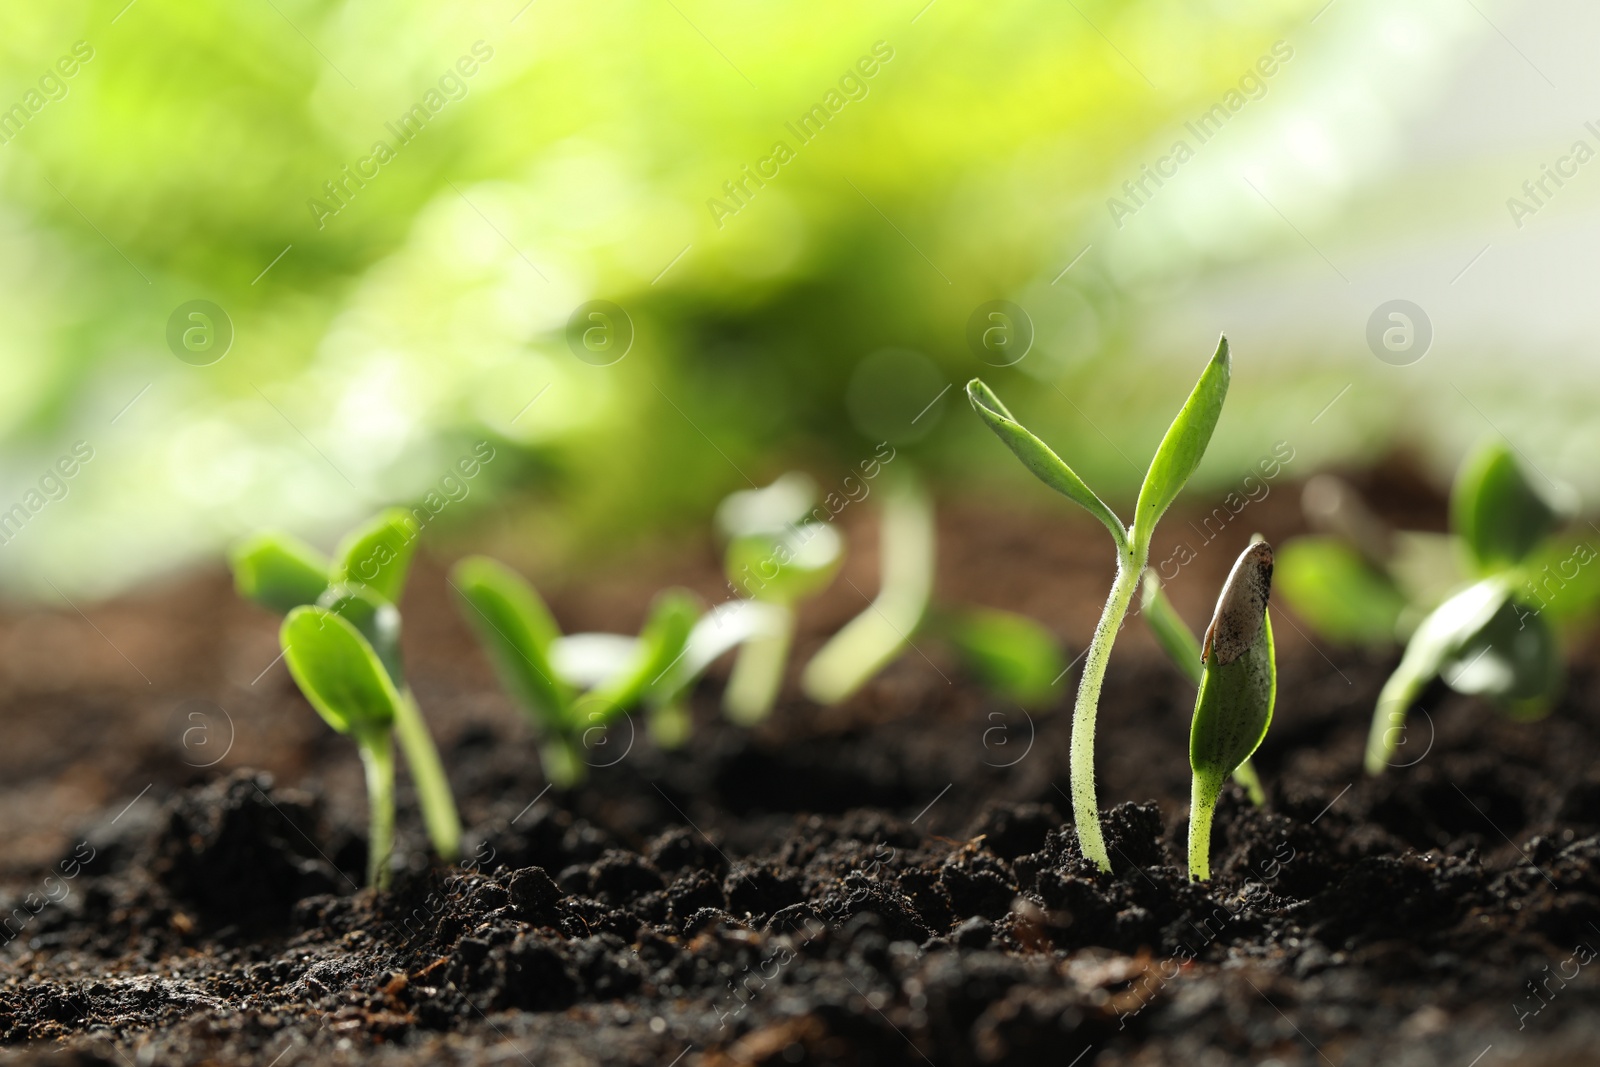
1071;547;1141;872
393;688;462;863
359;735;397;890
1188;770;1223;881
723;604;793;725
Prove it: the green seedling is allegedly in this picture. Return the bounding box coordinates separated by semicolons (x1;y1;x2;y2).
1187;541;1277;881
718;474;843;724
232;509;462;865
451;555;700;783
1141;572;1265;805
279;607;404;888
802;479;934;704
935;605;1066;709
969;336;1231;872
1273;442;1591;774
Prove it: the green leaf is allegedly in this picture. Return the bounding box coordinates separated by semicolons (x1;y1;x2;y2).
1440;595;1562;703
1275;536;1406;646
592;588;700;714
941;606;1065;708
318;583;404;686
1365;577;1510;774
1451;439;1561;572
1140;572;1202;685
725;523;843;604
230;532;330;614
333;508;419;605
1190;543;1277;783
450;556;572;734
965;378;1126;550
1131;336;1231;556
280;607;403;742
1519;533;1600;625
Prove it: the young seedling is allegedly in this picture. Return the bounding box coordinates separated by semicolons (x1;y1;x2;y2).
451;556;700;782
935;605;1066;710
718;474;843;724
1141;573;1265;806
802;478;934;704
231;509;462;864
968;336;1230;871
1272;441;1588;774
1187;541;1276;881
279;606;406;888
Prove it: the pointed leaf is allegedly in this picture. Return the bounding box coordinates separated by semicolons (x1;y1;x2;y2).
281;607;402;741
231;532;330;615
1131;336;1230;554
1451;439;1562;572
333;508;419;605
966;379;1126;549
451;556;571;734
1141;572;1202;685
590;588;700;716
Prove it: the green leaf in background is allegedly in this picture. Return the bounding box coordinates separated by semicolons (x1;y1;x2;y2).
1131;336;1231;556
965;379;1127;550
725;524;844;605
451;556;572;735
1275;536;1407;646
1365;576;1510;774
1451;440;1563;573
1140;571;1203;685
1517;532;1600;626
280;607;403;741
230;532;330;615
333;508;419;606
592;588;700;715
940;606;1065;709
1188;541;1276;881
1441;595;1562;706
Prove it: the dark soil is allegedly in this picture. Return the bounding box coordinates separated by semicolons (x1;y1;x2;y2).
4;469;1600;1066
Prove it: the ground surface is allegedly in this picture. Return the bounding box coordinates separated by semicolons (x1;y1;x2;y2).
3;469;1599;1066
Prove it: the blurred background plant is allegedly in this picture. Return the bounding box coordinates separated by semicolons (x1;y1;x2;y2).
0;0;1595;596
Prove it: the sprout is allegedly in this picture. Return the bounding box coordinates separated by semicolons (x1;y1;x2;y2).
718;474;843;723
968;336;1230;871
1187;541;1276;881
802;478;934;704
1273;441;1586;775
279;607;404;888
937;606;1066;709
1140;572;1264;806
451;556;701;783
231;509;463;868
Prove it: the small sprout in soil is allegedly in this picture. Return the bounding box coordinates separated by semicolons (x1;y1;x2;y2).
968;336;1231;872
936;605;1066;709
1274;441;1588;774
279;606;405;888
451;555;701;782
231;509;462;866
802;478;934;704
1141;572;1264;805
1188;540;1276;881
718;474;843;723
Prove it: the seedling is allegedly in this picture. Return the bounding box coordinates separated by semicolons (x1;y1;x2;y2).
1187;541;1276;881
800;473;1066;708
231;509;462;866
968;336;1230;871
279;606;404;888
718;474;843;723
451;555;700;783
1141;572;1265;806
1273;441;1592;774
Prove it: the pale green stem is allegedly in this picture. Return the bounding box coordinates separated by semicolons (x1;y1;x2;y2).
540;736;585;788
1231;761;1266;807
1188;770;1223;882
1071;546;1142;872
358;734;397;890
392;688;462;863
723;604;793;725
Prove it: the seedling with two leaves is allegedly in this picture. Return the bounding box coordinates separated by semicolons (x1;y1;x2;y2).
451;557;720;785
1273;441;1595;774
968;336;1231;872
231;510;462;888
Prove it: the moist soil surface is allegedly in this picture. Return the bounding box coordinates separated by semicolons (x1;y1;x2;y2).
4;467;1600;1066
